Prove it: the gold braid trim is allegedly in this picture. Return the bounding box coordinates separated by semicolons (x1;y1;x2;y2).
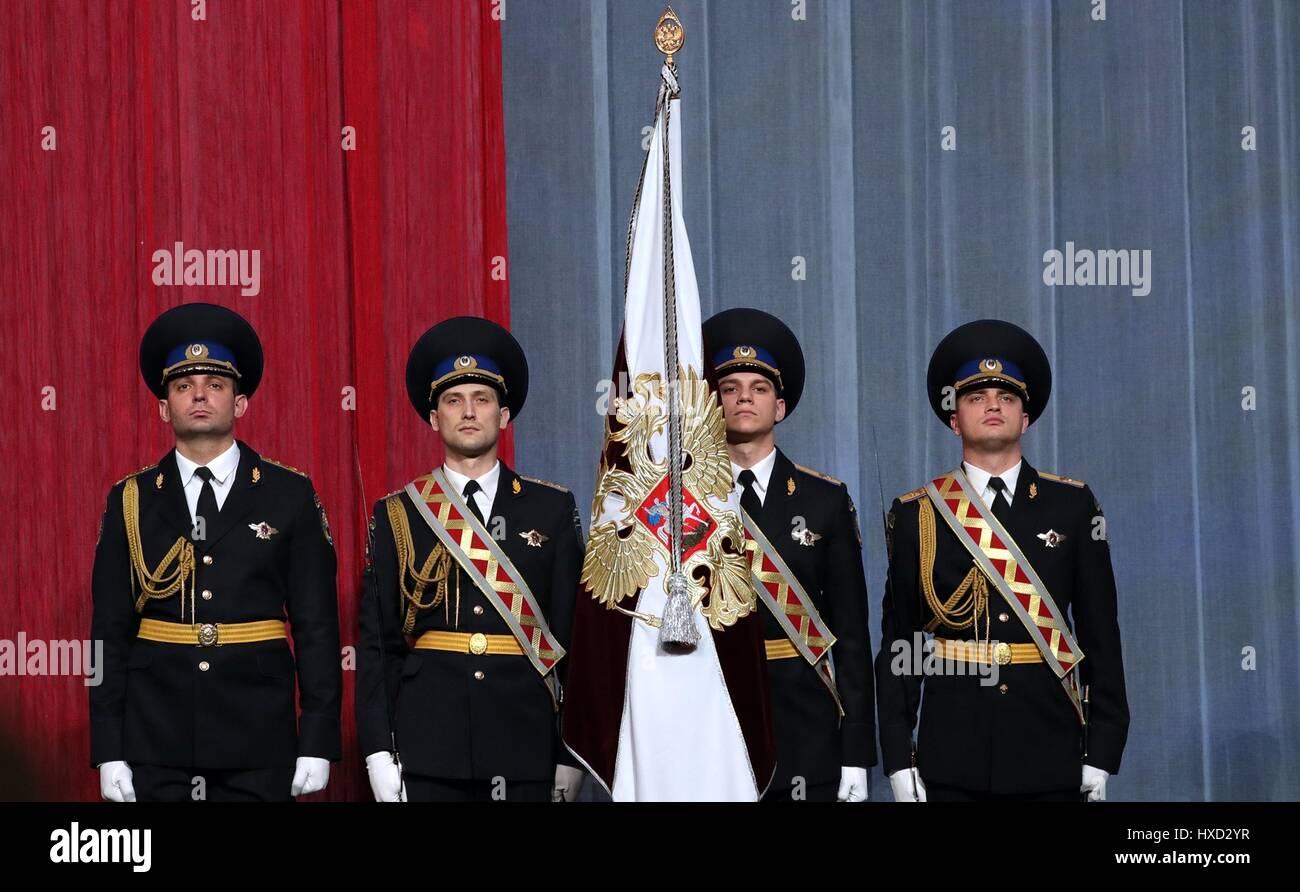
917;495;990;644
385;496;455;634
122;477;195;619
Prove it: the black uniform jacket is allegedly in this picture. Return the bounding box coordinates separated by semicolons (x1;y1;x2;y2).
356;464;582;782
875;461;1129;794
90;442;342;770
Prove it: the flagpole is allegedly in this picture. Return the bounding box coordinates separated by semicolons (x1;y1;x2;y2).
651;6;698;648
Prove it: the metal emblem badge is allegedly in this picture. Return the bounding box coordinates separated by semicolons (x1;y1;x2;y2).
993;642;1012;665
248;521;279;540
198;623;219;647
469;632;489;655
520;529;549;547
792;527;821;547
1036;529;1066;548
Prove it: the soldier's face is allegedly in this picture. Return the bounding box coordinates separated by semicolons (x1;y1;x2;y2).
159;374;246;437
719;372;785;441
950;387;1028;446
430;383;509;458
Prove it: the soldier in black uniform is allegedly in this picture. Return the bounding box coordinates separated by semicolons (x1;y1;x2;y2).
90;303;342;802
356;317;584;803
875;319;1129;802
703;308;877;802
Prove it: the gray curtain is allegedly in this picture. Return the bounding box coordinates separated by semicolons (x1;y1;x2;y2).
501;0;1300;801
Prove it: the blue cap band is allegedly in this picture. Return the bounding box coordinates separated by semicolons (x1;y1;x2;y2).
953;357;1028;399
429;353;507;401
161;341;240;382
713;344;783;389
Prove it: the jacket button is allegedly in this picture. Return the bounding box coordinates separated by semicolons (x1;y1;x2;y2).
473;605;484;616
201;590;213;601
199;661;210;672
998;612;1009;623
202;555;214;566
998;683;1008;694
473;670;485;681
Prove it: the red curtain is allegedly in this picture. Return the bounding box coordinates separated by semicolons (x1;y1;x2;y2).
0;0;511;801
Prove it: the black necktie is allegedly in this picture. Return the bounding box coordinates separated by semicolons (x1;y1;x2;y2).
988;476;1011;521
738;469;762;518
194;466;219;539
462;480;486;525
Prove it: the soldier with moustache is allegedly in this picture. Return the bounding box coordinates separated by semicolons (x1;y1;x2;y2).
875;319;1129;802
90;303;342;802
703;308;877;803
357;317;584;803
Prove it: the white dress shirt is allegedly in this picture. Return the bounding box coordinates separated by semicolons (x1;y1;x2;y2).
962;459;1023;511
730;447;778;508
175;441;241;523
442;460;500;520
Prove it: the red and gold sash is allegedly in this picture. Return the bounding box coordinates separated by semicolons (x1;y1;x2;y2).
741;510;843;718
924;470;1084;721
404;470;565;685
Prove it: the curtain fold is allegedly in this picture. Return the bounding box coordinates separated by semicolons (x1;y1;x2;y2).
0;0;511;801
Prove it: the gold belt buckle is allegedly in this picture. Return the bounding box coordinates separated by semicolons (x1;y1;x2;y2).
198;623;219;647
468;632;488;655
993;642;1012;665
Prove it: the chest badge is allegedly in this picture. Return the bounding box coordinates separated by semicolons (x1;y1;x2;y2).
792;527;821;547
520;529;550;547
249;521;279;540
1028;482;1038;500
787;477;796;496
1036;529;1066;548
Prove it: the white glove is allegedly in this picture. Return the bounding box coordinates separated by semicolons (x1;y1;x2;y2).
888;768;927;802
837;766;869;802
1081;764;1109;801
552;765;584;802
290;756;330;796
98;761;136;802
365;751;406;802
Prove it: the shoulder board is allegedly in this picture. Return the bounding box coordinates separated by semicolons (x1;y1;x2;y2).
113;464;157;487
520;475;569;493
897;486;927;504
382;487;406;502
794;463;842;486
1037;470;1085;488
260;457;308;477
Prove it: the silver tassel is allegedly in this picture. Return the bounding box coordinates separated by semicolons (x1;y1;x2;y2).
658;571;699;649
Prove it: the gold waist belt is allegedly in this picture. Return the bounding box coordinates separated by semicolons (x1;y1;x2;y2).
764;639;800;661
414;630;523;656
137;618;287;647
933;637;1043;666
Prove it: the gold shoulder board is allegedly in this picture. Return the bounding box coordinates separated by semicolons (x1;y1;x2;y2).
113;464;157;487
1038;470;1085;488
898;486;927;504
521;475;569;493
794;463;843;486
261;457;308;477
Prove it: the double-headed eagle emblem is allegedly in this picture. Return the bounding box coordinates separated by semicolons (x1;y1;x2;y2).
581;368;754;630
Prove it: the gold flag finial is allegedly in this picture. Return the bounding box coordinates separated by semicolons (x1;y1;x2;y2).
655;7;684;64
